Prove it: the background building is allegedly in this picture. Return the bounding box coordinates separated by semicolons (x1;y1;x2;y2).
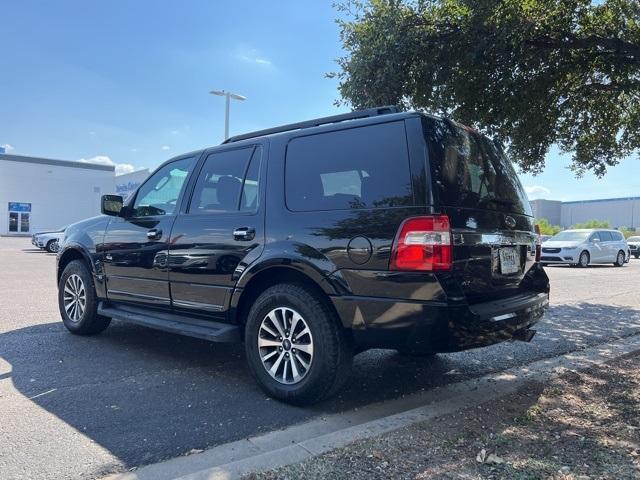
116;169;150;201
0;154;115;235
530;196;640;230
530;199;562;226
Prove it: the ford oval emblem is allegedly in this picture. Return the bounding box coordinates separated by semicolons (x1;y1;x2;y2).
505;215;517;229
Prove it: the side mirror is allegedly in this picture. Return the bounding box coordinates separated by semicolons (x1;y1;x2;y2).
592;237;600;243
101;195;124;217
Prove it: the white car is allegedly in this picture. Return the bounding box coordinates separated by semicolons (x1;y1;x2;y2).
541;229;629;267
628;235;640;259
32;227;66;253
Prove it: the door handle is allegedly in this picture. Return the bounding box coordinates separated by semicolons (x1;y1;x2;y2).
233;227;255;241
147;228;162;240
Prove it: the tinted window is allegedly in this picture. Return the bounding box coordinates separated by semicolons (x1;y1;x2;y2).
132;157;195;217
189;147;255;213
425;119;532;216
590;232;602;242
286;122;412;211
600;231;614;241
240;147;262;212
612;231;624;241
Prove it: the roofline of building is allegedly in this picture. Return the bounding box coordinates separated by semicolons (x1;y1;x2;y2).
561;196;640;205
0;154;115;172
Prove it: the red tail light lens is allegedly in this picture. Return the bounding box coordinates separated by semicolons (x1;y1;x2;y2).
534;224;541;262
390;215;452;271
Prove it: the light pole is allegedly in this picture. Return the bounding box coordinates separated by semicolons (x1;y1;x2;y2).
210;89;246;140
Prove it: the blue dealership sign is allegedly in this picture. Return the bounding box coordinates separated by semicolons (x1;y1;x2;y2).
8;202;31;212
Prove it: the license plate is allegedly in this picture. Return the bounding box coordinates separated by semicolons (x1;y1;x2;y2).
499;247;520;275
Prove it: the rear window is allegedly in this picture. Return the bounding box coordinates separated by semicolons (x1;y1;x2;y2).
425;119;532;216
285;122;413;211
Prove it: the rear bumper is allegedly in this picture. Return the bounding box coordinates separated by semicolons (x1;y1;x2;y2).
332;291;549;352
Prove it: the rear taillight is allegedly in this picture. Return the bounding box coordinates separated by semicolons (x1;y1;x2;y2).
534;224;541;262
390;215;452;271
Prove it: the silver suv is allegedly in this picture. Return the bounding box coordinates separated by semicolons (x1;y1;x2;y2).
541;229;629;267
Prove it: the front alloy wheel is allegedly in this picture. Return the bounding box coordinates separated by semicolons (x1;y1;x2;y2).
258;307;314;385
63;274;87;322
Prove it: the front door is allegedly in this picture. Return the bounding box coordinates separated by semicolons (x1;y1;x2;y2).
101;156;196;307
169;145;265;317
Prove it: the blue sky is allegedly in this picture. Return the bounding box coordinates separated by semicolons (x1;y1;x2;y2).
0;1;637;201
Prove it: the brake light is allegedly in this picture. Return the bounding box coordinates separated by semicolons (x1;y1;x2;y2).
534;224;541;262
390;215;452;271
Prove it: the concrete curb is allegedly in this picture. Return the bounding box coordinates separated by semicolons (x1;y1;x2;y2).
105;333;640;480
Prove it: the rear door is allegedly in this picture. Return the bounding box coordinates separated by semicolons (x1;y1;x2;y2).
102;156;196;307
168;144;265;317
423;117;537;303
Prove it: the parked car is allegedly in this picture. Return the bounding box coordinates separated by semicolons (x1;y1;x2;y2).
539;234;552;243
541;229;629;267
56;107;550;404
628;236;640;259
32;227;66;253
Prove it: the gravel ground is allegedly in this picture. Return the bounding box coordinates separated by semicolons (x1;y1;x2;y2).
249;352;640;480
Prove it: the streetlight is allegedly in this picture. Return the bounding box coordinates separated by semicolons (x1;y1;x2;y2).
210;89;246;140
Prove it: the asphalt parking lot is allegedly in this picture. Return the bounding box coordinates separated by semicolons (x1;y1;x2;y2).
2;237;640;480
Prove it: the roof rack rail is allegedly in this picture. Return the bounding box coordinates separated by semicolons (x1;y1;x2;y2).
223;105;399;144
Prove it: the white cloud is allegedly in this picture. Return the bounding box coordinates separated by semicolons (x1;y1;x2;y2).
1;143;14;152
524;185;551;200
161;145;170;150
79;155;138;176
237;48;272;66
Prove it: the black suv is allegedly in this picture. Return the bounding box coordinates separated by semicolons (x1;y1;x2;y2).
57;107;549;404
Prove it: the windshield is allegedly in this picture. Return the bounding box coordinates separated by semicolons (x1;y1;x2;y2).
425;118;532;216
628;236;640;242
550;231;590;242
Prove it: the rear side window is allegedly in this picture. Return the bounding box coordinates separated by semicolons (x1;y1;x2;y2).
612;231;624;241
425;119;532;216
285;122;413;211
189;146;261;213
600;231;614;241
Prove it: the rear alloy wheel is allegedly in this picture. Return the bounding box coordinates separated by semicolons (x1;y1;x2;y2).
258;307;314;385
578;251;590;268
58;260;111;335
46;239;59;253
245;283;353;405
614;250;625;267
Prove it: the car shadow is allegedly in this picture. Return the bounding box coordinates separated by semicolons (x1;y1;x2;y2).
1;302;640;471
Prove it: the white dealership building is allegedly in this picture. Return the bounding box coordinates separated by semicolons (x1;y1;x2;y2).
0;153;115;235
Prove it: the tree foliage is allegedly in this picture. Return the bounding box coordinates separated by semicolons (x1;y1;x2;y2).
536;218;563;235
331;0;640;176
571;219;611;228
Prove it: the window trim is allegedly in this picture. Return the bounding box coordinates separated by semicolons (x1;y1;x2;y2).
126;155;197;219
183;144;263;216
283;120;413;213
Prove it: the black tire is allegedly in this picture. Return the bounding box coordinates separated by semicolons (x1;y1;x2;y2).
614;250;625;267
46;240;58;253
244;283;353;405
577;250;590;268
58;260;111;335
635;254;639;259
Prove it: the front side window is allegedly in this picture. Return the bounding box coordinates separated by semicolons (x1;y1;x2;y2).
189;146;260;214
599;231;613;241
132;157;195;217
285;122;413;212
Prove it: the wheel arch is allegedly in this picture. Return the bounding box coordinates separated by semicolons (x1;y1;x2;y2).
57;246;94;283
230;263;346;330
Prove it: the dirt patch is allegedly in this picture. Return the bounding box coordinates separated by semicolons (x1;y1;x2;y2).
247;353;640;479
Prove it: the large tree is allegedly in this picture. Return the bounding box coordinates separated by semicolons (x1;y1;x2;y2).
331;0;640;176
